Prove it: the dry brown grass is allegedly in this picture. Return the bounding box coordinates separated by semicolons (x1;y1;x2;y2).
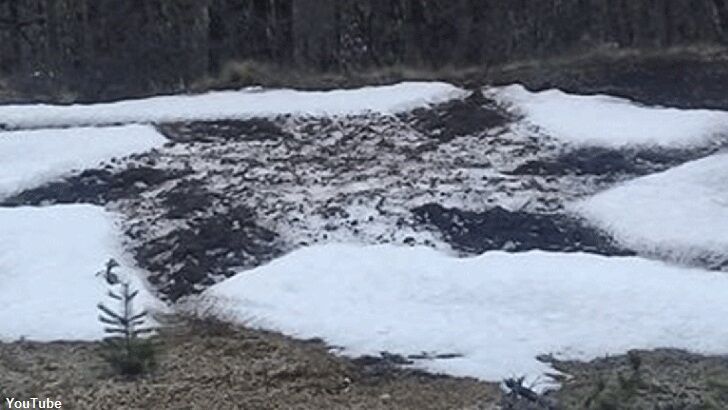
492;43;728;76
191;59;487;93
0;317;500;409
190;44;728;96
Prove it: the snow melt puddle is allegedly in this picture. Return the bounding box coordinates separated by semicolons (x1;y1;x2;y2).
572;151;728;269
0;205;160;341
0;124;167;200
0;82;467;129
487;84;728;148
202;244;728;390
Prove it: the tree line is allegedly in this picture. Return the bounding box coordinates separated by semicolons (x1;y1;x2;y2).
1;0;726;101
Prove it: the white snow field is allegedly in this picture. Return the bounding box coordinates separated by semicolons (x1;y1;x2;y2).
0;205;159;342
573;152;728;266
0;82;467;129
0;124;166;199
203;244;728;389
487;84;728;148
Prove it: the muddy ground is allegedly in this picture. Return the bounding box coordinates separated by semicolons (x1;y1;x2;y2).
0;92;666;301
5;87;727;300
412;203;632;256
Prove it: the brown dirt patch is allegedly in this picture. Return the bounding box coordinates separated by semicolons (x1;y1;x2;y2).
0;319;499;409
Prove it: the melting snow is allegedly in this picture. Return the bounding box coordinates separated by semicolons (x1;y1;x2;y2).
202;244;728;390
572;151;728;268
487;84;728;148
0;205;160;341
4;82;728;389
0;125;166;199
0;82;467;129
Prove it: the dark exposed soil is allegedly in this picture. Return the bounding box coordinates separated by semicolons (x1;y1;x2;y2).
1;166;190;207
6;79;723;301
158;118;292;143
138;203;281;301
413;203;633;257
1;101;652;301
508;145;727;177
1;170;282;302
511;148;641;177
405;90;511;144
159;179;216;219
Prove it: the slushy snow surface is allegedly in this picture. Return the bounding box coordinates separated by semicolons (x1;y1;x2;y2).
0;82;467;129
0;205;158;341
487;84;728;148
573;152;728;265
0;124;166;199
205;244;728;388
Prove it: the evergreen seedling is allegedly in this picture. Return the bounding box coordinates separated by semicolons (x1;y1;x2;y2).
97;259;156;376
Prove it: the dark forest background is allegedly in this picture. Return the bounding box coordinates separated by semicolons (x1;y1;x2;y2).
1;0;727;101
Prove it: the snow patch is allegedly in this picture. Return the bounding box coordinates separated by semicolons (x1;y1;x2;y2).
572;152;728;267
0;205;160;342
202;244;728;389
487;84;728;148
0;125;166;199
0;82;468;129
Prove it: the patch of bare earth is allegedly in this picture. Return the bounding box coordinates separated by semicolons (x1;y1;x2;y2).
544;350;728;409
0;320;500;409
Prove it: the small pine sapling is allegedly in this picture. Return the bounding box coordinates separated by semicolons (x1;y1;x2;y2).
97;259;156;376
